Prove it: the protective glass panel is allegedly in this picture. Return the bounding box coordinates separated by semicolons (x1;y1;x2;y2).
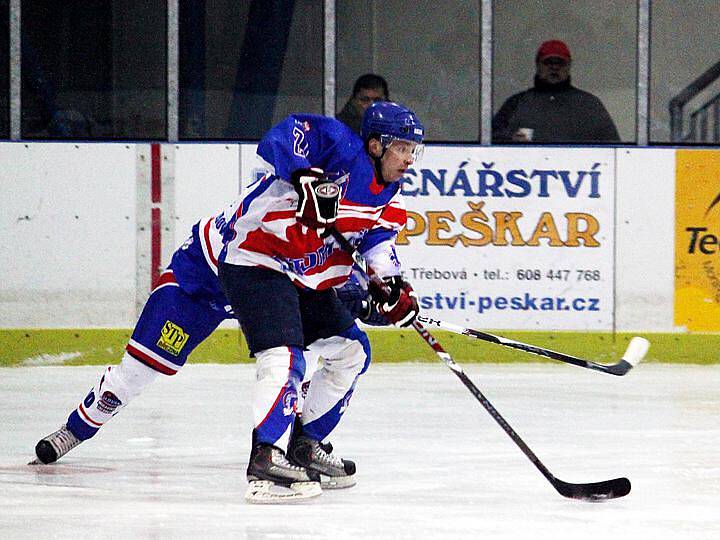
651;0;720;144
492;0;635;144
179;0;323;140
21;1;166;140
0;0;8;139
336;0;480;142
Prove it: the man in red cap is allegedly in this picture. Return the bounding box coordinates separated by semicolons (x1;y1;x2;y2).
492;39;619;144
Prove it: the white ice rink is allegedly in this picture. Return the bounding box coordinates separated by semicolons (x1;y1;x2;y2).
1;363;718;539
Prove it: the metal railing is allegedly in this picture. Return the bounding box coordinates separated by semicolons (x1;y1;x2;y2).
670;60;720;143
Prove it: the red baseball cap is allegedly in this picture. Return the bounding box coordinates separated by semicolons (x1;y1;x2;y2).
536;40;571;62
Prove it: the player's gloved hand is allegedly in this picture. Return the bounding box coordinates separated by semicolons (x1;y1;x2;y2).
335;280;367;319
335;280;389;326
369;276;419;328
360;299;392;326
291;167;341;229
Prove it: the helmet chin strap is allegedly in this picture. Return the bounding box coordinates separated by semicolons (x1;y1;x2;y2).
370;141;389;185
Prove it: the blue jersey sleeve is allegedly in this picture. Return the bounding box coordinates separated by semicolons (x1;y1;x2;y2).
358;227;397;254
256;114;362;181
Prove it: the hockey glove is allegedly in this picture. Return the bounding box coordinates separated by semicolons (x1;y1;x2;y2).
369;276;419;328
361;298;393;326
291;167;341;229
335;280;390;326
335;280;368;319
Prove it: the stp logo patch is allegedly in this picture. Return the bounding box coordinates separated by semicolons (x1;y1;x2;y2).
156;321;189;356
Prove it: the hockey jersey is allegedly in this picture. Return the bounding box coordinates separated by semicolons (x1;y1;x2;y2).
219;114;406;289
166;214;231;314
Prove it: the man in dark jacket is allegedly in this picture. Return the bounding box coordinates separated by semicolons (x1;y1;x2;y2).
336;73;389;134
492;40;620;144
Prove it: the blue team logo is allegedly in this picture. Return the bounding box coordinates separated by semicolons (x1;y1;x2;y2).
283;244;335;275
282;388;298;416
97;391;122;415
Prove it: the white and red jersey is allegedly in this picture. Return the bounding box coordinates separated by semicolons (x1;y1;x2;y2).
219;114;405;290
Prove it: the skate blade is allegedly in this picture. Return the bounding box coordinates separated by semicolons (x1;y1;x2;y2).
27;458;46;466
320;474;356;490
245;480;322;504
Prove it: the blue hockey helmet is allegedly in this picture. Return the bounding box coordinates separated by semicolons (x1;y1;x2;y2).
361;101;425;147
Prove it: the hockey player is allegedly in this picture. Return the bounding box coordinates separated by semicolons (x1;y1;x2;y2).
217;101;424;502
30;212;385;485
33;101;422;504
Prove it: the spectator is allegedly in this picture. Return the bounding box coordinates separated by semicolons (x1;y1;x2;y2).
336;73;389;134
492;40;620;144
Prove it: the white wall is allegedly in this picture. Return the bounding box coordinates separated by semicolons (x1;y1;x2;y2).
0;143;137;327
0;142;682;331
172;144;242;250
614;148;676;330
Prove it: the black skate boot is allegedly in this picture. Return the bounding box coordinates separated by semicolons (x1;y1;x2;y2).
245;435;321;503
288;420;356;489
31;425;82;464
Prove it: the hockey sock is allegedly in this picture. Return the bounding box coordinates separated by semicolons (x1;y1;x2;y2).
67;352;159;440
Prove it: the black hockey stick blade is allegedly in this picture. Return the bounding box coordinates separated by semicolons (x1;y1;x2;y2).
602;359;634;376
553;476;631;501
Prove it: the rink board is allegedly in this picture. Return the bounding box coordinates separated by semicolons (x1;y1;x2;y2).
0;142;676;332
1;328;717;367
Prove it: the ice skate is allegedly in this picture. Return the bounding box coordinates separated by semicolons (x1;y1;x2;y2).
245;443;321;504
288;424;356;489
30;425;82;465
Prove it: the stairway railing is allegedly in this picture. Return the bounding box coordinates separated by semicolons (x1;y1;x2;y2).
670;60;720;143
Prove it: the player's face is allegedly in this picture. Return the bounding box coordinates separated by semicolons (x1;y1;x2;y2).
380;139;419;182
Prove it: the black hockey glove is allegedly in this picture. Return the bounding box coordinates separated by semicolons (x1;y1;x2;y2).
291;167;341;229
369;276;419;328
362;298;393;326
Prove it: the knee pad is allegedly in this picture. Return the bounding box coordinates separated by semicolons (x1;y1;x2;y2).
306;337;369;393
255;346;306;387
339;324;372;374
314;326;370;373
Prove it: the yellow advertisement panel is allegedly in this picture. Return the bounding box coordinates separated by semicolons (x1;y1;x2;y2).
675;150;720;331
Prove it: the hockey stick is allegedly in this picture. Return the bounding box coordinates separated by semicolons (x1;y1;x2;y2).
330;228;631;501
416;316;649;376
410;319;630;501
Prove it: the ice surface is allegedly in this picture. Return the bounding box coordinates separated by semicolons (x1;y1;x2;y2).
1;363;719;539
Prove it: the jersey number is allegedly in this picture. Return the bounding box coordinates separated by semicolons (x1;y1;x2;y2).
293;126;309;158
